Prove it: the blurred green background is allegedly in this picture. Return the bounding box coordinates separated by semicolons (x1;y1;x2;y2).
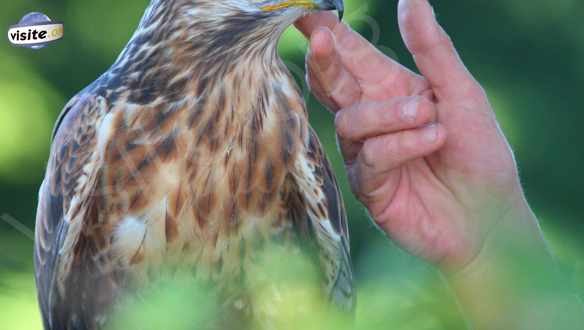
1;0;583;329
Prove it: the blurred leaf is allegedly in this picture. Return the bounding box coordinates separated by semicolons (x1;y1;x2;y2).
0;53;63;183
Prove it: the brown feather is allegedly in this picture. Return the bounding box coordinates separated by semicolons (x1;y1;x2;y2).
35;1;354;328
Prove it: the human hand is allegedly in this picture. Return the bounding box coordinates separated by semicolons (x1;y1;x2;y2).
296;2;584;327
295;0;525;272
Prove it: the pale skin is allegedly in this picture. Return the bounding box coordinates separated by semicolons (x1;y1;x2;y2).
296;0;584;328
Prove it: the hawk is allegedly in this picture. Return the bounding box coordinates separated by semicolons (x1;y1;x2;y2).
34;0;352;328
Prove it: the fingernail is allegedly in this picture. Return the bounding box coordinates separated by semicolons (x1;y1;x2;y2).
422;123;439;143
401;98;419;122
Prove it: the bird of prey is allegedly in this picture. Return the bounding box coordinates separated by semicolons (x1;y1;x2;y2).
34;0;352;328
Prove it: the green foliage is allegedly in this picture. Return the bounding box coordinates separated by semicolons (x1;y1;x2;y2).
107;275;220;330
1;0;583;329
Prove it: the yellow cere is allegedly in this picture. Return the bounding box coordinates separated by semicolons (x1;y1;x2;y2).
260;0;318;12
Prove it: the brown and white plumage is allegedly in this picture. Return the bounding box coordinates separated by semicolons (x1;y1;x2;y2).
34;0;351;328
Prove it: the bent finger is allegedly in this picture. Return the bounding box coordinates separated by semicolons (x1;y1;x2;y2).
335;96;437;142
307;27;361;111
358;123;446;175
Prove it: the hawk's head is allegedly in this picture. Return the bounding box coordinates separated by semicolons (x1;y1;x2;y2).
124;0;345;81
139;0;344;47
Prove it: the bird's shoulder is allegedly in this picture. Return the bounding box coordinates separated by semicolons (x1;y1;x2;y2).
35;90;115;329
45;91;112;210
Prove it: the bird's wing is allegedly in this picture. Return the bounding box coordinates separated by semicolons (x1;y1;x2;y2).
289;128;355;311
34;93;113;329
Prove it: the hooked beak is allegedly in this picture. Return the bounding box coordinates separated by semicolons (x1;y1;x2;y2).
322;0;345;21
317;0;344;20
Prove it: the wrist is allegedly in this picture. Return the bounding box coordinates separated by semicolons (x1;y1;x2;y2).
435;183;532;275
446;194;553;286
443;196;582;329
446;193;541;279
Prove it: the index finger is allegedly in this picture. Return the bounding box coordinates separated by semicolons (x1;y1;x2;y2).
297;13;422;96
307;27;362;111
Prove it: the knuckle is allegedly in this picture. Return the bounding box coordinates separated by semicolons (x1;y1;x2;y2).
416;98;437;123
347;166;363;197
362;102;380;124
469;84;488;102
306;70;319;90
334;111;350;138
439;32;455;50
397;131;418;153
360;140;379;168
397;97;420;124
459;80;488;103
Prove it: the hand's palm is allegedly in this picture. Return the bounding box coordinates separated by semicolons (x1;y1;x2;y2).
296;2;520;270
